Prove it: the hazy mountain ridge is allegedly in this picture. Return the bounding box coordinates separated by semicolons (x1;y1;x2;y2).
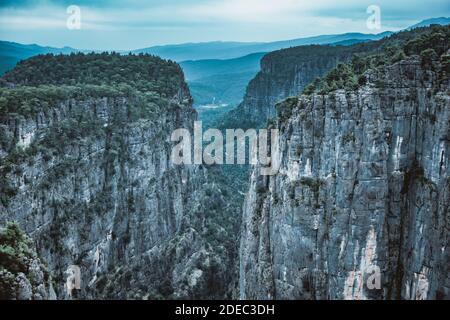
134;32;392;62
1;17;448;77
0;41;78;75
407;17;450;30
180;53;266;106
180;52;266;81
173;17;449;107
1;17;448;109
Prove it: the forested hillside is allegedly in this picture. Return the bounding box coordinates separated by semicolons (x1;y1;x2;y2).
223;25;450;129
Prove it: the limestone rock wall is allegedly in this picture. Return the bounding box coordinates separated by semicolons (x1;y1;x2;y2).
240;56;450;300
0;85;232;299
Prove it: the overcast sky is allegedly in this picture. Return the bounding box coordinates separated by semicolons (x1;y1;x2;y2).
0;0;448;50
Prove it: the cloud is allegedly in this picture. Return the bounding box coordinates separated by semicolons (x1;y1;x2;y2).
2;0;449;28
185;0;305;23
0;0;449;50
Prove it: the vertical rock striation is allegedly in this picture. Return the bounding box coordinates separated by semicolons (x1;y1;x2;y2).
226;44;380;128
240;55;450;300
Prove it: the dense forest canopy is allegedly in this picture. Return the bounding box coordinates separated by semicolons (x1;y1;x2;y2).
2;52;184;94
0;53;189;118
264;25;448;68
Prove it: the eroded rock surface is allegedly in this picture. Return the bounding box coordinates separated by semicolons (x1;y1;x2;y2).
240;56;450;300
0;54;236;299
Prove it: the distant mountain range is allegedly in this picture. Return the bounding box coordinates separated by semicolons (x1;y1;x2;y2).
0;41;78;75
407;17;450;30
179;52;266;106
133;32;393;62
180;52;265;81
133;17;450;62
1;17;449;107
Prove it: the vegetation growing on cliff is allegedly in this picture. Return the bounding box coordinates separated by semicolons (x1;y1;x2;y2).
276;97;299;122
0;222;35;274
302;25;450;95
0;222;50;299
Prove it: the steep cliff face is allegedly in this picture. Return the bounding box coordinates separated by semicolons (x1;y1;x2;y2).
224;43;391;130
240;55;450;300
0;54;235;299
233;46;356;126
224;28;443;129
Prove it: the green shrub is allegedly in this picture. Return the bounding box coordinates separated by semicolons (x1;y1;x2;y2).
0;222;33;274
421;49;438;67
276;97;298;121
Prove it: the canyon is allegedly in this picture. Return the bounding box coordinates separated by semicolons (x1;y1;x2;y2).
1;25;449;300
